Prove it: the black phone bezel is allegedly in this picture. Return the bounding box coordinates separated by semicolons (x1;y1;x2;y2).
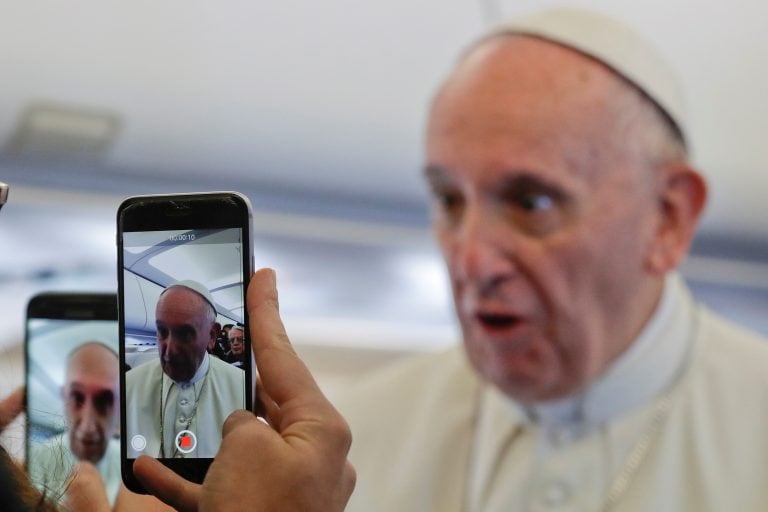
116;192;254;493
24;292;118;473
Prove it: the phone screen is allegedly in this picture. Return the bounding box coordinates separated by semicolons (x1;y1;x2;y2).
122;227;247;462
26;303;120;504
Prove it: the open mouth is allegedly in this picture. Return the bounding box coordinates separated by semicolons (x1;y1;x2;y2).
476;313;521;329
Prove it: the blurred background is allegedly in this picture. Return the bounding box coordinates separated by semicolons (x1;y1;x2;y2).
1;0;767;454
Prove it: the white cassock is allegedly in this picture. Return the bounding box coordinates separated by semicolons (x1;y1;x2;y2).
337;273;768;511
27;433;121;505
126;352;245;458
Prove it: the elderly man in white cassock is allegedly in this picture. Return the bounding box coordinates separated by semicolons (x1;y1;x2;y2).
126;280;245;458
338;7;768;512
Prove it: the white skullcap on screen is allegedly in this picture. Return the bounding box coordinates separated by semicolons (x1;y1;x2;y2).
163;279;217;316
486;7;687;147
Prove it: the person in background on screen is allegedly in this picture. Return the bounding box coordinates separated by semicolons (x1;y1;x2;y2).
211;323;234;360
225;325;245;368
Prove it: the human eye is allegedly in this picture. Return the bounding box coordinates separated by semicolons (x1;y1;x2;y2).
94;391;115;415
501;176;569;236
504;183;560;213
428;182;464;221
516;191;556;212
424;166;465;222
175;326;195;343
69;390;85;408
430;188;465;229
433;187;463;212
156;325;169;339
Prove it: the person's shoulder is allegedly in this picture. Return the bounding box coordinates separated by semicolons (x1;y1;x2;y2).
669;306;768;491
338;345;481;511
208;354;246;390
126;358;160;383
209;353;244;376
339;344;471;391
699;307;768;366
30;432;67;456
28;432;69;473
106;437;121;462
335;345;479;424
27;432;72;497
693;306;768;389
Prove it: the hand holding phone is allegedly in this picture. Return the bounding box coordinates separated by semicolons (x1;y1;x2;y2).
131;270;356;512
0;387;23;432
118;192;253;491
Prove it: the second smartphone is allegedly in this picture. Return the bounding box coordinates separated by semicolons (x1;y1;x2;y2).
25;292;120;505
117;192;253;491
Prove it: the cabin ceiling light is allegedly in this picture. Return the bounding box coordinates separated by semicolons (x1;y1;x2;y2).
5;102;120;162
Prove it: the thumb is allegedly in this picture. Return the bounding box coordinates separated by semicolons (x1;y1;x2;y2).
134;455;201;512
62;462;110;512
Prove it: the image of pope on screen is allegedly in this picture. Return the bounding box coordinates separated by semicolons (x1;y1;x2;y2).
124;229;247;459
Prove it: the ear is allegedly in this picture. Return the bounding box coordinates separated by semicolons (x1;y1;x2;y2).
646;165;707;274
208;322;221;350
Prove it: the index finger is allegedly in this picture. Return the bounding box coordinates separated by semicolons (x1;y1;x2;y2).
0;387;24;432
133;456;200;512
246;269;328;411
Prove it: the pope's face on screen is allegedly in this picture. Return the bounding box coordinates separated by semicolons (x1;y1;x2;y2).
155;286;217;382
63;343;119;464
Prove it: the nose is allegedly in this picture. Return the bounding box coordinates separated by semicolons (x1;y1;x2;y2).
164;336;181;359
79;401;99;436
447;202;518;289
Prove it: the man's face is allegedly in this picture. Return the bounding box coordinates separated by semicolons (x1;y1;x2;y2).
426;37;665;402
228;328;244;356
155;286;217;382
63;344;119;464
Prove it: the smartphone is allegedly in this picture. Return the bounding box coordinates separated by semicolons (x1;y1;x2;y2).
117;191;253;491
0;181;8;211
25;292;121;505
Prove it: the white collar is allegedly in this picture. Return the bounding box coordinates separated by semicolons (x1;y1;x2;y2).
524;272;695;427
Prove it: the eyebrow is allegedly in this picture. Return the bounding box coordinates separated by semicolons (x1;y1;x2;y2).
67;383;115;395
424;164;569;198
423;164;446;179
156;322;197;333
496;174;569;200
423;164;455;189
